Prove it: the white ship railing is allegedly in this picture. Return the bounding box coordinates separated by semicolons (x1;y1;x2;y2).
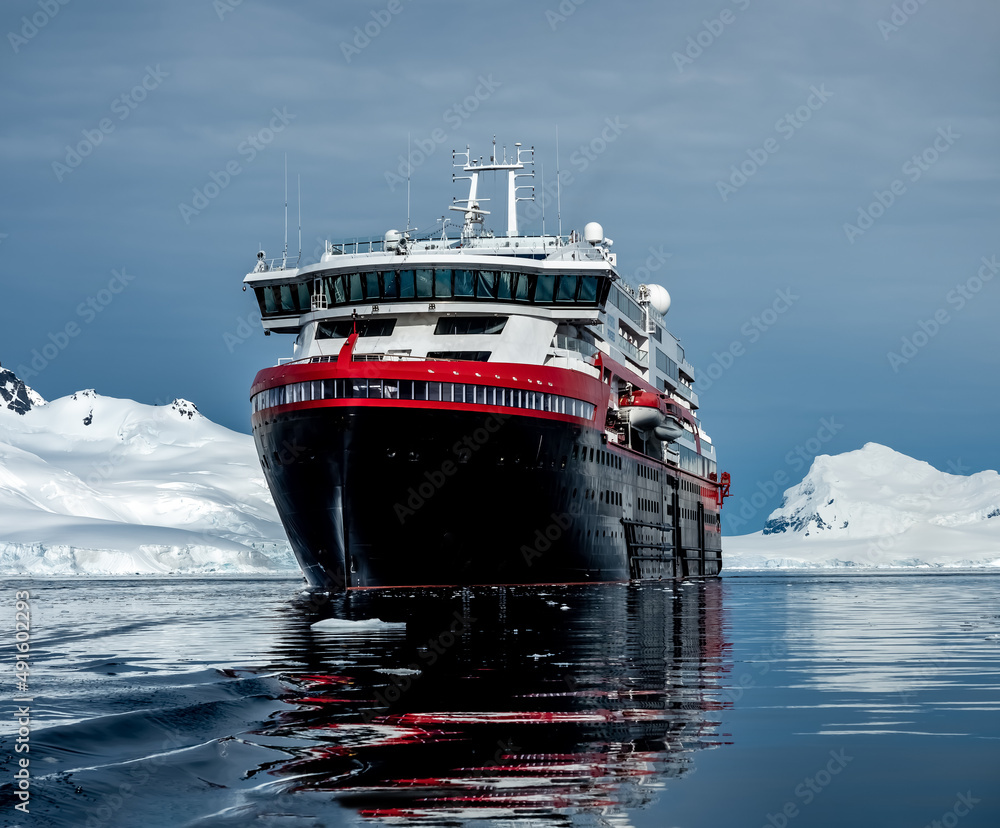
616;338;648;365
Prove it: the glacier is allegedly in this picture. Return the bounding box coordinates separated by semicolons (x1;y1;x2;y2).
725;442;1000;570
0;364;296;576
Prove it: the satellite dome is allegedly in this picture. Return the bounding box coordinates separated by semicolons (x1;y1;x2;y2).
583;222;604;245
645;283;671;315
384;229;403;250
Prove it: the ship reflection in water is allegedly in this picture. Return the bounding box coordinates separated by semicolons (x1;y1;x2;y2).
267;581;730;823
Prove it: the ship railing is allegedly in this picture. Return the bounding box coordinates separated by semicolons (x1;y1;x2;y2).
644;304;666;331
552;334;599;359
324;233;575;258
327;238;390;256
253;253;302;273
276;352;483;367
616;337;649;365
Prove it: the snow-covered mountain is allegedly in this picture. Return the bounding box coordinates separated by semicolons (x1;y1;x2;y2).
726;443;1000;569
0;364;296;576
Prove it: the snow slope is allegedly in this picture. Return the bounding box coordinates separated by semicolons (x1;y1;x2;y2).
0;364;296;575
725;443;1000;569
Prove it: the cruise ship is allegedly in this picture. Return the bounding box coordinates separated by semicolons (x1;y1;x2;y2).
245;140;729;588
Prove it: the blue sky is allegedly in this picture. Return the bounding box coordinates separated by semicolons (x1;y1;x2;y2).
2;0;997;533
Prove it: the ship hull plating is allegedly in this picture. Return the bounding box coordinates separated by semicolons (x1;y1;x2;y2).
254;406;722;588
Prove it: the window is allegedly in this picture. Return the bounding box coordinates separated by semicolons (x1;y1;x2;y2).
252;378;597;420
316;318;396;339
382;271;399;299
656;349;680;382
256;269;611;318
498;272;515;300
331;274;346;304
514;273;532;302
425;350;492;361
535;274;555;303
453;269;474;297
434;269;452;298
434;316;508;335
415;269;433;298
556;274;579;302
347;273;363;302
399;270;415;299
476;271;498;298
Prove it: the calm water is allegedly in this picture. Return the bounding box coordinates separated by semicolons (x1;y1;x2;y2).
1;574;998;827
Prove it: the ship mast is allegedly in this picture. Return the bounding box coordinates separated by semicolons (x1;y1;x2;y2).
451;139;534;240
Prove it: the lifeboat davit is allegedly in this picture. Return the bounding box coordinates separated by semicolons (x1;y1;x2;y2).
618;390;685;441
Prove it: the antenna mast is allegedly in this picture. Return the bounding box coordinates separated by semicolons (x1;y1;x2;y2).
297;173;301;264
540;160;545;238
406;132;411;234
282;154;288;268
556;127;562;240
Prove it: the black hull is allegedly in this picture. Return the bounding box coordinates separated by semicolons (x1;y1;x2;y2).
253;406;722;589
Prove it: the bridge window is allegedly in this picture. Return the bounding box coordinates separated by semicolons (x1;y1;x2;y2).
454;269;475;297
416;268;433;298
382;271;399;299
256;268;611;317
535;273;555;303
434;269;452;298
514;273;532;302
476;270;498;298
556;274;578;302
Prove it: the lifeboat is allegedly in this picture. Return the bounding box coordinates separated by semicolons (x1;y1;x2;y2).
618;389;686;441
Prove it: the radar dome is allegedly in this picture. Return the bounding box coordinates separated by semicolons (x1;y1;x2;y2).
645;283;671;315
583;222;604;245
384;229;403;250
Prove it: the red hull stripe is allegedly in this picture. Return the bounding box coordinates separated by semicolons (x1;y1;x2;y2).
251;360;607;404
251;397;595;427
